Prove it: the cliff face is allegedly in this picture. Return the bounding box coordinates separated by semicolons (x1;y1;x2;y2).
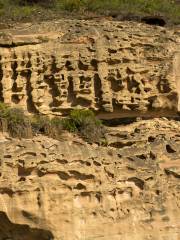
0;20;179;118
0;20;180;240
0;118;180;240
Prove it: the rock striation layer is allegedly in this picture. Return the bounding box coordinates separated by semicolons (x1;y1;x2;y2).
0;20;179;118
0;118;179;240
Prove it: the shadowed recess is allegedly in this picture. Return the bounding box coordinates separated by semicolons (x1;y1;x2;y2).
141;16;166;26
0;212;54;240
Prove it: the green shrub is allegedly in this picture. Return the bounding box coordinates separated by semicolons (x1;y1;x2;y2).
59;0;83;11
71;109;99;127
0;102;10;118
31;115;64;140
61;117;77;132
0;103;9;132
50;116;63;127
10;0;53;6
0;105;32;138
30;114;50;134
0;0;4;9
62;109;106;143
79;115;106;143
0;102;106;143
48;117;63;139
53;0;180;21
12;6;35;17
62;109;98;132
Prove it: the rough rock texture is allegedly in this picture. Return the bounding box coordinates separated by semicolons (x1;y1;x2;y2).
0;20;180;118
0;20;180;240
0;118;179;240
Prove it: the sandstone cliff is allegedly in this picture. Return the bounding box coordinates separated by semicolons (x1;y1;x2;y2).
0;118;179;240
0;20;179;118
0;20;180;240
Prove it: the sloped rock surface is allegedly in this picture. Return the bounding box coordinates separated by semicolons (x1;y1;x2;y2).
0;118;179;240
0;20;179;118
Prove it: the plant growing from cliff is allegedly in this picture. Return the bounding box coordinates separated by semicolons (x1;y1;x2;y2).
30;114;51;134
62;109;106;143
6;108;32;138
48;117;64;139
61;117;77;132
0;103;32;138
31;115;64;140
0;102;9;117
0;102;107;143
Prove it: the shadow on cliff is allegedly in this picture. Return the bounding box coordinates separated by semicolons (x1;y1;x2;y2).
0;212;54;240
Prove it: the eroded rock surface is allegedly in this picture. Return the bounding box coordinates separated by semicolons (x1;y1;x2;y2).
0;118;179;240
0;20;179;118
0;19;180;240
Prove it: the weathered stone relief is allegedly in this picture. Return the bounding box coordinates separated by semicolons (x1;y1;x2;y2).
0;20;179;118
0;118;179;239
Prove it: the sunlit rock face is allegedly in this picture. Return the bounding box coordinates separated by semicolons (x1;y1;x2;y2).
0;20;179;118
0;118;179;240
0;19;179;240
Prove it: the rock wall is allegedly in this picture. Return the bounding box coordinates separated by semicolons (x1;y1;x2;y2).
0;118;179;240
0;20;180;240
0;20;179;118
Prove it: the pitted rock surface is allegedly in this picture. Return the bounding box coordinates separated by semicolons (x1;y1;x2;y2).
0;118;179;240
0;20;179;118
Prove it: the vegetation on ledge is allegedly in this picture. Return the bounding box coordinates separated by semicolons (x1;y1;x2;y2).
0;0;179;24
0;102;106;144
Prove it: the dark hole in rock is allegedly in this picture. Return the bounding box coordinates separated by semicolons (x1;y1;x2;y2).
109;141;134;149
156;190;161;195
165;169;180;178
93;161;101;166
12;95;21;104
141;16;166;26
166;144;176;153
74;183;86;190
136;154;146;160
150;151;156;160
134;128;140;133
95;193;102;202
127;177;144;190
65;60;73;71
103;117;137;126
148;136;156;142
18;177;26;182
18;166;32;177
111;13;118;18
